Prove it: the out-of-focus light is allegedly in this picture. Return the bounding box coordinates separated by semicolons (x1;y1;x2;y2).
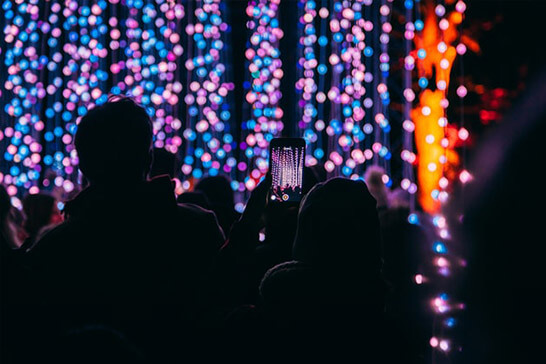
408;213;419;225
445;317;456;327
458;128;469;141
433;241;448;254
459;170;473;183
439;340;450;351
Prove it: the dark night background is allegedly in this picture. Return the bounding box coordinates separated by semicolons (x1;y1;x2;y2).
461;0;546;142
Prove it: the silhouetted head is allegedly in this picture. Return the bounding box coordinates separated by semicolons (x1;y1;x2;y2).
149;147;176;179
195;175;235;209
293;177;382;279
75;96;153;185
259;261;318;322
22;193;60;238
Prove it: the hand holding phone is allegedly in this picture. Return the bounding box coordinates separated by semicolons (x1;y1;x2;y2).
269;138;306;202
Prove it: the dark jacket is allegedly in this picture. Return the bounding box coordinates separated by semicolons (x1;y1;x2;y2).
22;176;224;361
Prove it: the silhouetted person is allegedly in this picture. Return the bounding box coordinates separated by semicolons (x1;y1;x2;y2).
211;166;324;314
292;178;384;294
149;147;176;179
25;96;224;362
258;177;388;361
259;260;318;325
209;174;297;311
195;175;240;237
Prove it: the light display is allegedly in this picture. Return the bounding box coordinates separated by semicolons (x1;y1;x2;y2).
294;0;318;166
411;0;465;214
375;0;392;178
1;0;471;203
181;0;235;194
0;1;477;361
0;0;186;196
407;0;471;360
240;0;284;193
401;0;418;206
295;0;384;181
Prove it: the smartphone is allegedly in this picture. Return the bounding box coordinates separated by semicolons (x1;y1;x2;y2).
269;137;306;202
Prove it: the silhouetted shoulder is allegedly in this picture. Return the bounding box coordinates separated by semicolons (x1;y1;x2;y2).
28;220;81;257
175;202;226;248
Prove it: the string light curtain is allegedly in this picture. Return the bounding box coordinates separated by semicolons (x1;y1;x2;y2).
0;0;186;199
1;0;470;212
239;0;284;194
180;0;236;193
1;1;473;361
296;0;386;181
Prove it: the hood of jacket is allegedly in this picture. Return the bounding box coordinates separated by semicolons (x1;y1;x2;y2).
293;177;382;279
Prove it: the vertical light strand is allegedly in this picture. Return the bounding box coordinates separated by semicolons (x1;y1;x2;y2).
323;0;365;178
106;0;186;192
343;0;367;180
375;0;392;186
402;0;418;210
116;1;185;159
436;0;450;209
323;0;343;177
455;0;470;188
309;0;331;168
297;0;334;170
241;0;284;193
296;0;318;166
59;1;110;195
181;0;235;193
362;0;375;172
422;0;467;360
315;1;329;168
298;0;382;180
1;0;48;199
411;0;460;215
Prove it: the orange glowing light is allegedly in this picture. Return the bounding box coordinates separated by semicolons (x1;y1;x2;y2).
411;90;459;213
412;1;464;213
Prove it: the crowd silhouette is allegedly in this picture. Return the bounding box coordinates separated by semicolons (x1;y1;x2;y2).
2;87;527;363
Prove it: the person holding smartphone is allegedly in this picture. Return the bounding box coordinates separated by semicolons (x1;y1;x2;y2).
211;138;306;310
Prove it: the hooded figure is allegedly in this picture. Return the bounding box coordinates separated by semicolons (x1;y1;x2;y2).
258;177;387;362
293;177;384;303
15;97;224;363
